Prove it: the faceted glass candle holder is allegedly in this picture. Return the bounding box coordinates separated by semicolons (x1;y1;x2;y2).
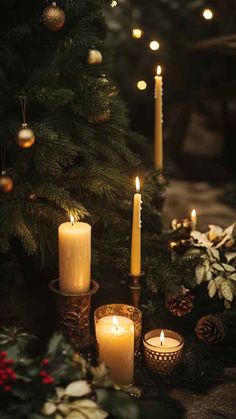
143;329;184;376
94;304;142;352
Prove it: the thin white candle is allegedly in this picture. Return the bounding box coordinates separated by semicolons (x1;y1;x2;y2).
154;65;163;171
131;177;142;276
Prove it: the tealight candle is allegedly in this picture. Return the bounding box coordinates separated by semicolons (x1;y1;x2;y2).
95;314;134;385
143;329;184;375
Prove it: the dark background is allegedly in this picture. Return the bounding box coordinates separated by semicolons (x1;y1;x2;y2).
106;0;236;184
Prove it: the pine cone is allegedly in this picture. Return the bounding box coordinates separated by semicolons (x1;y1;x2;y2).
166;293;194;317
195;315;225;344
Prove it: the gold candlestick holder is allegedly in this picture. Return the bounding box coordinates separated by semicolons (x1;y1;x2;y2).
49;279;99;351
129;272;144;308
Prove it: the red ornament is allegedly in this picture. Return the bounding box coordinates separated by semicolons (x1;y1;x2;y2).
41;358;49;366
39;371;48;377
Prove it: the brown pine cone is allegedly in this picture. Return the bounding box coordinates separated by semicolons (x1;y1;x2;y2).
195;315;225;344
166;293;194;317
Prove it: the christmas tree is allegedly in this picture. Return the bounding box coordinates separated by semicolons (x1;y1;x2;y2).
0;0;161;283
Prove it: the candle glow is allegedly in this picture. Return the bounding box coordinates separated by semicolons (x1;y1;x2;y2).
132;28;143;39
150;40;160;51
203;8;213;20
70;213;75;226
135;176;140;193
137;80;147;90
157;65;162;76
160;330;165;346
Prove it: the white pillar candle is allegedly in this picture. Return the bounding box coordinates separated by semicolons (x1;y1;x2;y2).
154;65;163;171
59;214;91;294
130;177;142;276
95;315;134;385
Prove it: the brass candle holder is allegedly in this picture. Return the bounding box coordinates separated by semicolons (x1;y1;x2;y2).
129;272;144;308
143;329;184;376
94;303;142;353
49;279;99;351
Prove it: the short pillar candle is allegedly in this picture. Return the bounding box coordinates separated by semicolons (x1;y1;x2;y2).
95;309;135;386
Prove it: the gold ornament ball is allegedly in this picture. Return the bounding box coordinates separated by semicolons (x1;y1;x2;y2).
93;110;111;123
0;172;13;193
41;2;65;32
87;49;103;65
16;124;35;149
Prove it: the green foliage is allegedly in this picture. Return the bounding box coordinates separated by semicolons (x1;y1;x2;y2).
0;0;163;281
0;328;182;419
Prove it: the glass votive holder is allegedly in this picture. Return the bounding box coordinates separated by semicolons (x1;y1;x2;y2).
143;329;184;376
94;304;142;353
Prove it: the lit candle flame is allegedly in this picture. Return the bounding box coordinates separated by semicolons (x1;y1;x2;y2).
157;65;162;76
70;213;75;226
135;176;140;193
160;330;165;346
191;209;196;219
112;315;119;330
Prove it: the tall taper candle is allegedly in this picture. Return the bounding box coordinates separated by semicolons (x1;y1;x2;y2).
154;65;163;171
131;177;142;276
59;214;91;294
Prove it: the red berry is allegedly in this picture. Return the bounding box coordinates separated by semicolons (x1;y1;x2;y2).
3;385;11;392
42;376;54;384
39;371;48;377
41;358;49;366
11;373;17;380
6;368;13;375
0;380;3;385
1;374;7;380
0;351;7;359
5;359;14;365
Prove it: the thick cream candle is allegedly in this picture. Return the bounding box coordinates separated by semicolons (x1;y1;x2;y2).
154;65;163;171
59;215;91;294
130;177;142;276
95;315;134;385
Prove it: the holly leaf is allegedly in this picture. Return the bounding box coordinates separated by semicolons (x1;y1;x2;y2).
221;281;233;302
221;263;235;272
208;280;217;298
65;380;91;397
212;263;224;272
229;273;236;281
195;265;206;284
214;276;224;288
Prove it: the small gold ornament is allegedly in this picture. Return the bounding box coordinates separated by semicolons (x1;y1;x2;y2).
0;171;13;193
87;49;103;65
16;123;35;149
90;110;111;124
41;2;65;32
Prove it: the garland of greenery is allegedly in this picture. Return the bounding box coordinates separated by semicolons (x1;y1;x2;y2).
143;222;236;391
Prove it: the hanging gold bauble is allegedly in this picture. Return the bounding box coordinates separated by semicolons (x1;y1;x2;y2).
88;109;110;124
93;110;111;123
0;171;13;193
87;49;103;65
16;123;35;149
41;2;65;32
